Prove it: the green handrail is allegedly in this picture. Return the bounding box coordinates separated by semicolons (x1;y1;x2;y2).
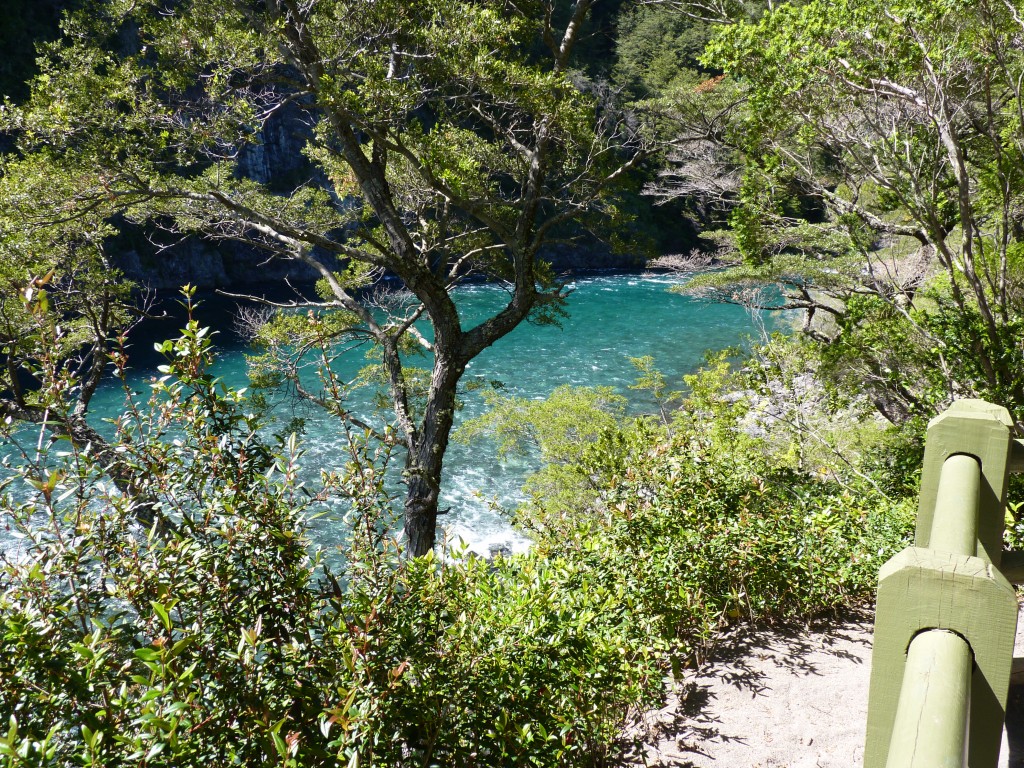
884;453;977;768
864;400;1020;768
886;629;971;768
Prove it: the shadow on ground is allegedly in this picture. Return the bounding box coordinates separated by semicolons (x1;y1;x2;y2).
1008;682;1024;768
623;609;874;767
625;605;1024;768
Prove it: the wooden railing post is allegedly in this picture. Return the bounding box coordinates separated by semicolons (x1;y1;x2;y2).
883;453;978;768
915;400;1014;566
885;629;972;768
865;400;1020;768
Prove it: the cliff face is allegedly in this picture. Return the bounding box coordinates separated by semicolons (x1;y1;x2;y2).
112;236;327;291
10;4;649;294
235;112;313;193
541;242;646;272
113;110;642;291
114;236;644;291
111;106;332;290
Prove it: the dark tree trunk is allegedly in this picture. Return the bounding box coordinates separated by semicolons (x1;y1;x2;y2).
402;351;464;557
397;274;539;556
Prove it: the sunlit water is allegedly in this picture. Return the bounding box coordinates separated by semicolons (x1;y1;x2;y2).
27;273;782;555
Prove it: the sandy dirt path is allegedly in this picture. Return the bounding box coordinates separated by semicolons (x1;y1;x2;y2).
630;606;1024;768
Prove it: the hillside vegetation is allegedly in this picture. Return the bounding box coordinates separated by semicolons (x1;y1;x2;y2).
1;295;913;766
3;0;1024;765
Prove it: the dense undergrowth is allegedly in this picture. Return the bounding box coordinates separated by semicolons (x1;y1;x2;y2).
0;316;915;767
2;0;1021;761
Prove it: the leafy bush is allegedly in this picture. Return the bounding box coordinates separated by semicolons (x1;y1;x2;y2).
0;294;916;768
529;423;914;661
456;384;628;523
474;346;916;665
0;301;663;767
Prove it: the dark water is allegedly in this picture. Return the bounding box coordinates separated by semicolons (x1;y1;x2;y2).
84;273;779;553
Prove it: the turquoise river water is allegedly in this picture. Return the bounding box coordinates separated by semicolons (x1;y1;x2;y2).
78;273;779;554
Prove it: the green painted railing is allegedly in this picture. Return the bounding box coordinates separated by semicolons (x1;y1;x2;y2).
865;400;1022;768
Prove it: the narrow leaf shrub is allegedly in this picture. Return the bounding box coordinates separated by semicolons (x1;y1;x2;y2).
0;317;662;767
0;309;914;767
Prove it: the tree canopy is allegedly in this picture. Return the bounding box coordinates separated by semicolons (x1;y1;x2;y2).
650;0;1024;425
0;0;643;555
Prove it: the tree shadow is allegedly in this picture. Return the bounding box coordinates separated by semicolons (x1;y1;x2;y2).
698;612;871;687
1007;678;1024;768
619;608;873;767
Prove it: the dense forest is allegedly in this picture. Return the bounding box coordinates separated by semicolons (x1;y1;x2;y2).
1;0;1022;765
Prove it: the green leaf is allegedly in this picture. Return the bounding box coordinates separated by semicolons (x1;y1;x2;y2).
151;601;172;633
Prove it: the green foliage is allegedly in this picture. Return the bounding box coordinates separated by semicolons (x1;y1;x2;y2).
0;0;650;554
0;301;666;767
354;359;435;419
0;164;133;359
468;349;916;656
2;298;331;766
456;384;627;522
248;308;366;383
0;269;920;768
0;7;942;765
816;295;946;420
614;4;714;98
533;423;914;653
922;300;1024;411
692;0;1024;425
354;549;664;767
1;0;624;267
458;384;627;464
629;354;686;424
811;286;1024;427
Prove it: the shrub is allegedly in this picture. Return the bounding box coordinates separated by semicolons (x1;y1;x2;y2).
489;348;916;664
0;304;663;767
0;297;915;767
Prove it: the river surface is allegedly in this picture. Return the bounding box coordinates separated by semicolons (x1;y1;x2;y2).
81;273;778;554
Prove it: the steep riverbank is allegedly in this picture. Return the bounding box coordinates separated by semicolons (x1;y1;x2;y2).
111;233;648;291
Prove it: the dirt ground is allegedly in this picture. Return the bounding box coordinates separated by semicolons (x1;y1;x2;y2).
628;605;1024;768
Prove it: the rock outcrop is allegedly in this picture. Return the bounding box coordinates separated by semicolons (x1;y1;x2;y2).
112;108;643;290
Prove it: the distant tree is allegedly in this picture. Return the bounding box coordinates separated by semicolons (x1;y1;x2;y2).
613;3;713;98
611;1;766;233
0;0;644;555
653;0;1024;425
